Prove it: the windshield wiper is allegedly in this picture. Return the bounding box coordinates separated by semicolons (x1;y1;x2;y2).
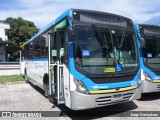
110;29;116;65
110;30;126;64
119;30;126;49
117;30;126;63
92;24;112;66
92;24;109;49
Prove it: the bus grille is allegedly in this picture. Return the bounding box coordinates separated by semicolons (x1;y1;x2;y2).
90;75;135;84
95;93;134;106
157;85;160;90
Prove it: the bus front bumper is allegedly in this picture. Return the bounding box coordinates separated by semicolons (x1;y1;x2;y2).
70;86;141;110
142;80;160;93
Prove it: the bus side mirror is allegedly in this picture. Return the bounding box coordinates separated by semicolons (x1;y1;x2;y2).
67;27;75;41
141;37;146;48
139;30;146;48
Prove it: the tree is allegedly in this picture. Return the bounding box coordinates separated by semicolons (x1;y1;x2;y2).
5;17;39;61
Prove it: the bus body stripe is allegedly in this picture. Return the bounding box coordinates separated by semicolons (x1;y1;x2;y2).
89;86;137;94
153;80;160;83
27;58;48;61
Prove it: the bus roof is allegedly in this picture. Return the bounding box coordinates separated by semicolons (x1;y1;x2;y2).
139;24;160;35
139;24;160;29
72;8;133;22
22;8;133;47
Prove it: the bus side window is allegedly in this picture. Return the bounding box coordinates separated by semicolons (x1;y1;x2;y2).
29;42;35;58
35;38;41;58
41;29;51;58
39;37;46;57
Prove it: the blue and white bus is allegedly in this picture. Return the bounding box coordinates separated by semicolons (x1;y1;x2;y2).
138;24;160;93
20;9;141;110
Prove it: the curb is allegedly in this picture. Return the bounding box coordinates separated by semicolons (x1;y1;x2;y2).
0;81;26;85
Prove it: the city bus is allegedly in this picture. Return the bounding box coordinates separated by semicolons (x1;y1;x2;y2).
20;9;141;110
138;24;160;93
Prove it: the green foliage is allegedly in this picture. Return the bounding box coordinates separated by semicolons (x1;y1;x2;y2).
0;75;24;83
5;17;39;61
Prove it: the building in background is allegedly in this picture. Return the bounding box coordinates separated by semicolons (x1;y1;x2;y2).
0;21;10;62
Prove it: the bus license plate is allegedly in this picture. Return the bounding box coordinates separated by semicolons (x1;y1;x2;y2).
112;94;123;102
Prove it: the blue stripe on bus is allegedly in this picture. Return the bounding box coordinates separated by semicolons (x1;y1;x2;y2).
0;62;19;65
69;42;86;80
28;58;48;61
69;42;140;91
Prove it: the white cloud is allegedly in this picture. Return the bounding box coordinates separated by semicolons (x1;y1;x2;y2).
0;0;160;28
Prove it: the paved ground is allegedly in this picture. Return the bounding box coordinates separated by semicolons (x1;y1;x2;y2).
0;83;160;120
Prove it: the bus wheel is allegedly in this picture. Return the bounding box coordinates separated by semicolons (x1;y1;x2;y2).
43;74;49;97
24;69;29;83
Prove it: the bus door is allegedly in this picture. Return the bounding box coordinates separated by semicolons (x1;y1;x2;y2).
49;29;65;104
49;33;57;99
56;29;65;104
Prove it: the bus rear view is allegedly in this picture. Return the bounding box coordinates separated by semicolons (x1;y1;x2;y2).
139;24;160;93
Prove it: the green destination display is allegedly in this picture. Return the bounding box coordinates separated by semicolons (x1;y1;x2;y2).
54;19;66;32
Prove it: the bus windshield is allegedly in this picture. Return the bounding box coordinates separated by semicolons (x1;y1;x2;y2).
74;25;138;75
143;35;160;69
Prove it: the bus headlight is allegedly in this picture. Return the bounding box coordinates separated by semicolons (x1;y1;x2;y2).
73;78;89;94
143;72;153;82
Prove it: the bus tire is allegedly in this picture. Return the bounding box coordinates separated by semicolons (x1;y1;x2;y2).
43;74;49;97
24;69;29;83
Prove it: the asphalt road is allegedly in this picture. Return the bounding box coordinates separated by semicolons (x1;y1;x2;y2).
0;82;160;120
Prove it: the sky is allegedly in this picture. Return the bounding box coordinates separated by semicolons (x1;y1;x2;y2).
0;0;160;29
